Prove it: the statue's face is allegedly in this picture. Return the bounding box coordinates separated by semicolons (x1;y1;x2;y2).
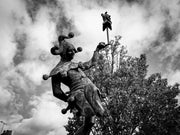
65;46;76;61
60;41;77;61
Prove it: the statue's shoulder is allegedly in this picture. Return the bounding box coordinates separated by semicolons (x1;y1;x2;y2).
69;62;79;68
50;61;79;77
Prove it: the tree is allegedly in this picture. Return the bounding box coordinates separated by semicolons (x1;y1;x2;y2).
65;36;180;135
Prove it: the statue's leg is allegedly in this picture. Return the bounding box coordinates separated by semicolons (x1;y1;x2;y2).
74;116;94;135
84;85;105;117
74;107;95;135
73;89;96;135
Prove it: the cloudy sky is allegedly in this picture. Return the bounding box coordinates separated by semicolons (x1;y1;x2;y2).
0;0;180;134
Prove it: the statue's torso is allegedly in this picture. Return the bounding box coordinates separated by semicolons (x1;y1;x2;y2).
50;61;94;91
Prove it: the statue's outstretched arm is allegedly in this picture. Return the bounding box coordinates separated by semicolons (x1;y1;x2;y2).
78;42;107;71
78;50;99;71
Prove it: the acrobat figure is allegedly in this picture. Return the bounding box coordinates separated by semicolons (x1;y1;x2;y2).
43;32;107;135
101;11;112;31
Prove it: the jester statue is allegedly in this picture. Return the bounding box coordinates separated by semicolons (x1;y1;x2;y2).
42;32;107;135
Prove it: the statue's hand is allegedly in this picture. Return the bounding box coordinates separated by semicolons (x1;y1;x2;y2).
96;42;106;51
67;96;75;102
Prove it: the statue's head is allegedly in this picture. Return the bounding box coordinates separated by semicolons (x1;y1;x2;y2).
54;32;82;61
60;41;82;61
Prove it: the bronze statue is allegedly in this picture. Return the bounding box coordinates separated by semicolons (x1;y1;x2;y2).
43;32;107;135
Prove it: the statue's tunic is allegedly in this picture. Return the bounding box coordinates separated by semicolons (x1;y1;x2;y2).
49;51;105;117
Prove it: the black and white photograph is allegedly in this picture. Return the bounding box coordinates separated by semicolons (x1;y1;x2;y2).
0;0;180;135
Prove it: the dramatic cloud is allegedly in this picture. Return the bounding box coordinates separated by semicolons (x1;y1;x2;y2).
12;92;70;135
0;0;180;134
0;86;12;107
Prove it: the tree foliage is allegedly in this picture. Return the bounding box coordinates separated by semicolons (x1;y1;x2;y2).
65;36;180;135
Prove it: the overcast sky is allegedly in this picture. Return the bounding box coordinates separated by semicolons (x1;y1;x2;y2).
0;0;180;135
